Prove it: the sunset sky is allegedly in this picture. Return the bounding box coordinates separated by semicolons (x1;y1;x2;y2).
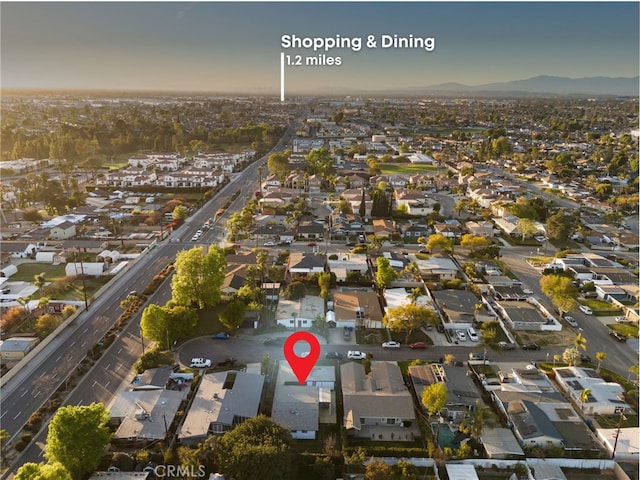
2;2;638;94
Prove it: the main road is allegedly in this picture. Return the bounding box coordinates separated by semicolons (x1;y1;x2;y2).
1;116;302;476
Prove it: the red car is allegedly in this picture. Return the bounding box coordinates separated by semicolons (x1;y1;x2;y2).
409;342;427;349
307;242;317;247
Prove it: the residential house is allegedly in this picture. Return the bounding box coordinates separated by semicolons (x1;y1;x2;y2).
400;221;431;243
1;242;39;259
413;256;459;281
271;363;320;440
50;221;77;240
331;290;383;329
287;252;325;278
178;370;264;444
0;337;39;361
109;389;185;443
296;220;325;240
433;223;466;239
221;265;248;300
341;361;418;442
275;295;324;329
327;254;369;282
553;366;630;416
372;219;396;239
466;221;496;238
431;289;479;329
307;174;323;193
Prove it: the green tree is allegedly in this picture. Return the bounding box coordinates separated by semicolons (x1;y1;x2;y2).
35;313;63;338
460;234;489;253
216;415;294;480
375;257;397;289
317;272;332;301
140;304;197;349
15;462;72;480
515;217;537;241
172;205;187;221
171;246;226;309
421;383;448;420
383;304;438;343
546;209;573;241
540;275;579;317
219;299;246;331
305;147;334;176
45;403;111;479
562;346;581;366
365;458;394;480
426;233;451;253
267;152;291;180
33;273;46;289
393;460;418;480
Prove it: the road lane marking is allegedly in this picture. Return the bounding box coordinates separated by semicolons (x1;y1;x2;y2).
20;390;27;398
13;411;22;419
70;340;76;346
56;355;62;362
34;391;41;398
106;363;110;370
105;381;110;388
92;381;97;388
118;348;122;354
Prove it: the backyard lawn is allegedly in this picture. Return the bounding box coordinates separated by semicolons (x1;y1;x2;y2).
608;323;639;338
380;164;442;175
13;263;67;282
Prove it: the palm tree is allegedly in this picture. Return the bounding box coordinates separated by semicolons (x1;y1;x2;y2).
553;354;561;367
595;352;607;373
580;388;592;410
479;328;496;366
408;287;422;305
573;332;587;351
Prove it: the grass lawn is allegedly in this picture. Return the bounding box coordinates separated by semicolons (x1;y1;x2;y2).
579;299;617;310
192;305;228;337
379;164;442;175
596;413;639;429
13;263;67;282
607;323;639;338
356;328;388;345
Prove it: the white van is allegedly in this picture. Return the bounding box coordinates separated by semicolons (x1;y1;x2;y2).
467;327;479;342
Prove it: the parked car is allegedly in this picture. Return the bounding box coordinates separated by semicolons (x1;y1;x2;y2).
409;342;427;349
522;343;540;351
263;241;276;246
262;337;283;345
467;327;479;342
307;242;317;247
325;351;343;359
564;316;579;328
190;358;212;368
217;357;237;366
580;354;592;364
211;332;230;340
579;305;593;315
469;352;489;362
615;316;631;324
498;341;516;350
382;341;401;349
455;331;467;342
347;351;367;360
609;330;627;342
127;290;138;297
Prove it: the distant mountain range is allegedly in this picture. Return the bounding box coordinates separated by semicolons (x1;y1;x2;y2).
411;75;640;97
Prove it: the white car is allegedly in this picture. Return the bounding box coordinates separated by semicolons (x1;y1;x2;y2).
190;358;212;368
579;305;593;315
347;351;367;360
467;329;479;342
456;331;467;342
263;241;276;246
615;316;631;324
565;316;579;327
382;341;401;349
191;235;200;241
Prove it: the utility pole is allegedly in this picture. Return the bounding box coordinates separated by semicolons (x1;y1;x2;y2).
611;406;626;459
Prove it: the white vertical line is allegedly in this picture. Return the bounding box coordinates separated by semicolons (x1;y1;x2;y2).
280;52;285;102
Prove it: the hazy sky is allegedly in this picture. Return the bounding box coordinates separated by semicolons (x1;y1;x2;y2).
2;2;638;94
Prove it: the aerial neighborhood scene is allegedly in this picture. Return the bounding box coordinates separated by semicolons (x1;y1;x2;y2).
0;2;639;480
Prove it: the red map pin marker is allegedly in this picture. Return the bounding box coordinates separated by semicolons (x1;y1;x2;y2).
283;331;320;385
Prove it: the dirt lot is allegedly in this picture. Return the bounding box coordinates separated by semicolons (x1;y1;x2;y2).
514;328;577;348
